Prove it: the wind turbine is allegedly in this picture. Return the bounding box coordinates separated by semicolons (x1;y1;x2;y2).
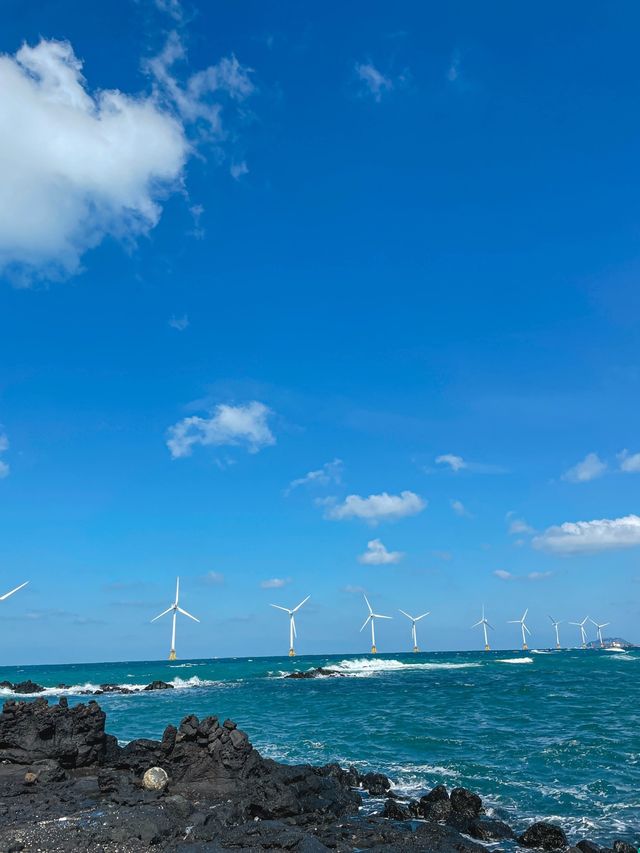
590;618;610;649
360;594;392;654
151;577;199;661
569;616;589;649
398;609;430;653
508;608;531;651
0;581;28;601
548;616;562;650
270;595;310;656
471;605;493;651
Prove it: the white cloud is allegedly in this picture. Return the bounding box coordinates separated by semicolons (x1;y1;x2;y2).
354;62;394;102
533;514;640;554
260;578;290;589
0;34;254;283
562;452;607;483
450;498;471;517
358;539;404;565
167;401;275;459
494;569;552;582
508;517;534;535
618;449;640;473
436;454;466;472
324;490;426;524
0;461;8;479
0;432;9;478
169;314;189;331
285;459;343;496
230;161;249;180
0;433;8;453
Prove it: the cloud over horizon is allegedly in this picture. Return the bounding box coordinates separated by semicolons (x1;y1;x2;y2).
561;452;607;483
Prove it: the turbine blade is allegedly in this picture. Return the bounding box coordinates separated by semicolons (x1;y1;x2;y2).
151;606;173;622
471;620;482;628
522;608;528;621
374;614;392;620
175;576;180;605
601;623;610;628
415;612;430;621
486;622;495;630
177;606;200;623
524;624;532;635
363;594;373;614
548;615;556;624
0;581;29;601
292;595;310;613
270;604;290;613
398;609;413;620
507;620;519;624
360;615;372;632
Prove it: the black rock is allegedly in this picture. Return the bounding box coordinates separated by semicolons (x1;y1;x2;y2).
285;667;344;679
468;816;515;841
577;841;602;853
360;770;391;795
382;798;411;820
143;680;174;691
450;786;483;818
10;681;44;695
613;842;636;853
519;821;569;850
419;784;452;821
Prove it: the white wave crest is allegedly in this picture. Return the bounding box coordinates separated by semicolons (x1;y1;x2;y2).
0;675;225;697
496;657;534;664
330;658;481;677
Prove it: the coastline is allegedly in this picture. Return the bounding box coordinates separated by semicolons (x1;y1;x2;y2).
0;696;635;852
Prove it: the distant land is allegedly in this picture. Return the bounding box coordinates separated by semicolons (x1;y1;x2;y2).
585;637;638;650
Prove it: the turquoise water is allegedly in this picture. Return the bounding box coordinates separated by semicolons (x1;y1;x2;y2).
1;649;638;844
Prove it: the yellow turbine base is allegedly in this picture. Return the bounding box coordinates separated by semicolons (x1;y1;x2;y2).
556;643;561;650
289;648;295;657
371;645;377;654
522;644;528;651
484;644;491;651
169;649;176;661
413;646;419;653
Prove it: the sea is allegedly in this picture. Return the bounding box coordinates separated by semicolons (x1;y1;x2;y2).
0;648;638;845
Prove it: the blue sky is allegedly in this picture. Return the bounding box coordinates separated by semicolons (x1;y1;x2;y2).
0;0;639;663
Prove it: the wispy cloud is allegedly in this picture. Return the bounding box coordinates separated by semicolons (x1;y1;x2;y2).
0;431;10;479
358;539;404;565
494;569;552;582
323;490;426;524
561;452;607;483
446;49;461;83
354;62;394;102
167;401;275;459
533;514;640;554
169;314;189;331
435;454;505;474
285;459;343;496
230;161;249;180
618;449;640;473
260;577;290;589
507;515;535;535
200;571;225;586
450;499;472;518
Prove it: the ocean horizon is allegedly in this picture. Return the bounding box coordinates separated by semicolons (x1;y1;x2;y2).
2;647;637;844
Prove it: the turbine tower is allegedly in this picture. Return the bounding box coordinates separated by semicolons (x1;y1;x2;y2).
508;608;531;651
151;577;200;661
0;581;28;601
471;605;493;651
590;618;610;649
569;616;589;649
398;609;430;652
548;616;562;650
270;595;310;656
360;594;392;654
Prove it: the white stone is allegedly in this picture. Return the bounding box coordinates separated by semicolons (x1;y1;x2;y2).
142;766;169;791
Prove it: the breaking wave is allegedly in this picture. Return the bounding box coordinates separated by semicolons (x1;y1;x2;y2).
496;657;534;664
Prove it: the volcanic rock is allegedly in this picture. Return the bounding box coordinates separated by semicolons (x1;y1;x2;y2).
142;766;169;791
285;667;344;679
519;821;569;850
143;680;174;691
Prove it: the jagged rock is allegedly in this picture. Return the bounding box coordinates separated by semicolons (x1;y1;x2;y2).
142;766;169;791
382;798;412;820
450;786;483;818
360;770;391;795
1;680;44;694
144;680;174;691
520;821;569;850
285;667;344;679
0;697;111;767
419;784;452;821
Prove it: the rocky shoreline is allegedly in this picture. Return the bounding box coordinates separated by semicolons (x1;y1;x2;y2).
0;697;633;852
0;679;175;695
